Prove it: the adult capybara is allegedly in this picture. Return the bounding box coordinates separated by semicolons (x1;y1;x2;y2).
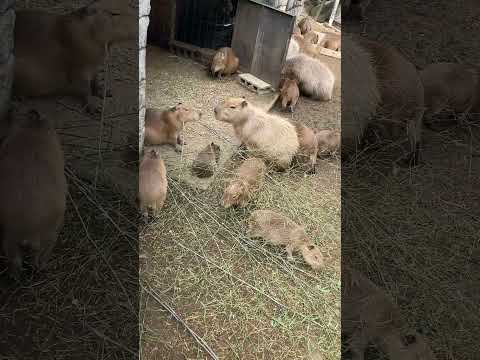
13;2;135;113
298;16;314;35
144;104;202;152
342;34;424;166
0;107;66;277
139;149;167;217
343;266;437;360
222;157;266;208
214;98;299;171
210;47;239;78
192;142;221;178
279;78;300;112
282;54;335;101
420;62;480;128
247;210;324;271
294;122;318;172
316;129;340;157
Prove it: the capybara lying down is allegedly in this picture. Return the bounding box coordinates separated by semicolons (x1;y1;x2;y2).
192;142;221;178
144;104;202;152
139;149;167;217
210;47;239;78
0;107;66;277
298;16;314;35
13;2;135;113
282;54;335;101
214;98;299;171
247;210;324;271
343;266;437;360
342;34;424;166
420;62;480;127
222;157;267;208
279;78;300;112
294;122;318;173
316;129;340;157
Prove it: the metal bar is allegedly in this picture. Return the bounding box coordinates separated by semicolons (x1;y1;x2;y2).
328;0;340;26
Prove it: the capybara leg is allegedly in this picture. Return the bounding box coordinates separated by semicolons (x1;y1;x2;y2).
3;237;24;278
281;97;288;111
151;203;159;218
33;233;57;271
290;105;295;113
348;329;369;360
285;244;295;261
71;73;98;114
140;203;149;219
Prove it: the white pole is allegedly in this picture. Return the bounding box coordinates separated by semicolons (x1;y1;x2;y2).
328;0;340;26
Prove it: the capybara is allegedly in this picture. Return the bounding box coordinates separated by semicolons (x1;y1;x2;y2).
192;142;221;178
304;31;320;45
279;78;300;112
343;266;437;360
13;3;135;113
344;0;371;21
282;54;335;101
210;47;239;78
298;16;313;35
0;107;66;277
222;157;266;208
318;32;341;51
139;149;167;217
294;122;318;172
247;210;324;271
420;62;480;128
144;104;202;152
286;34;303;60
214;98;299;170
342;34;424;166
316;129;340;157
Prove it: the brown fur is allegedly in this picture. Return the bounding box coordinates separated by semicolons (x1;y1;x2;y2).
13;3;135;113
316;129;340;157
222;157;266;208
280;78;300;112
210;47;239;78
214;98;299;170
294;122;318;172
343;267;437;360
318;32;341;51
298;16;313;35
0;107;66;277
144;104;202;152
304;31;319;45
139;149;167;217
420;63;480;126
192;142;221;178
247;210;324;271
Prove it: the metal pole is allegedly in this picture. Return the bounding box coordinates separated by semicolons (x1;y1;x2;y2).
328;0;340;26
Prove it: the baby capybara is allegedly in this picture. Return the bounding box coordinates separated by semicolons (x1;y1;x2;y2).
14;3;135;113
210;47;239;78
214;97;299;171
0;107;66;277
222;157;267;208
139;149;167;218
192;142;221;178
144;103;202;152
294;122;318;173
247;210;324;271
316;129;340;157
279;78;300;112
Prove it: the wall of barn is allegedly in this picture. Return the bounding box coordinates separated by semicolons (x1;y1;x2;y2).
139;0;150;153
0;0;15;123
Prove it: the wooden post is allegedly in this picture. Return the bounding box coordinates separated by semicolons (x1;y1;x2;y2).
139;0;151;155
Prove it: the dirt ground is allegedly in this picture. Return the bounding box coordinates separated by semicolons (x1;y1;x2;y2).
141;45;341;358
343;1;480;359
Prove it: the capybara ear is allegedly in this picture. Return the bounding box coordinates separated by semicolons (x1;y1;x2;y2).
241;100;248;108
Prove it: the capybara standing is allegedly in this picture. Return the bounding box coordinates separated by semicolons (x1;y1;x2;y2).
343;266;437;360
214;98;299;171
282;54;335;101
420;62;480;128
222;157;267;208
0;107;66;277
210;47;239;78
293;122;318;172
298;16;313;35
139;149;167;217
279;78;300;112
342;34;424;166
13;3;135;113
144;104;202;152
192;142;221;178
247;210;324;271
316;129;340;157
